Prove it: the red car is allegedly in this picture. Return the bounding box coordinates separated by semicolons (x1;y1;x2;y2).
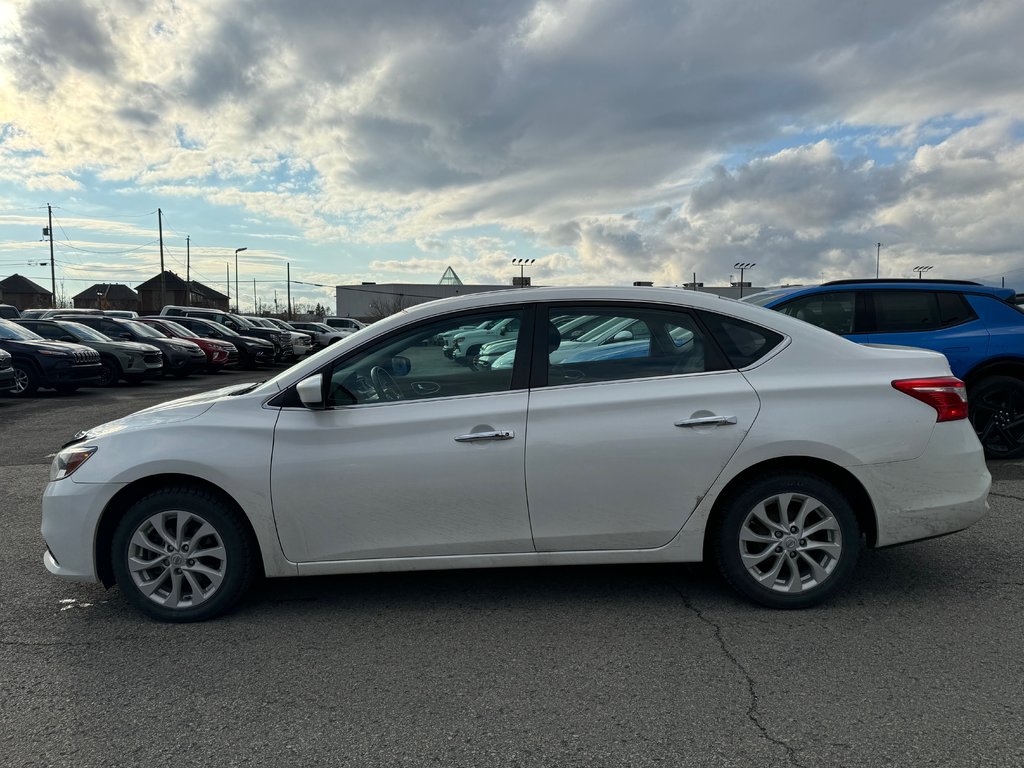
136;317;239;372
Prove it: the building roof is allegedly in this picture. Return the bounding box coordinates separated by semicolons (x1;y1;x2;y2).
0;273;52;296
438;266;463;285
73;283;140;302
135;270;228;300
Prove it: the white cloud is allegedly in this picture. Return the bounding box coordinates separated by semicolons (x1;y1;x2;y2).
0;0;1022;290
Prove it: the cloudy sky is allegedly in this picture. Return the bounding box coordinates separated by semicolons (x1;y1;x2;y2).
1;0;1023;311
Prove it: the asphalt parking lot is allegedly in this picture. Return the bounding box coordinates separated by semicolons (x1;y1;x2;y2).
1;371;1023;768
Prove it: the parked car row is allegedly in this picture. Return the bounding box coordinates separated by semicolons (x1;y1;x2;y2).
0;306;327;396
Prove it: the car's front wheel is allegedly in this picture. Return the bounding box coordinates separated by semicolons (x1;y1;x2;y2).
715;473;861;609
10;361;39;397
969;375;1024;460
110;487;255;622
96;359;120;387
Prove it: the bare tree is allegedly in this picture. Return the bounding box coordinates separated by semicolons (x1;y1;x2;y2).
365;294;409;322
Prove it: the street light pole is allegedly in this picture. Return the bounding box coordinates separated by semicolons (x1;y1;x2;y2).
876;243;882;279
733;262;755;298
511;258;535;287
913;265;932;279
234;247;247;313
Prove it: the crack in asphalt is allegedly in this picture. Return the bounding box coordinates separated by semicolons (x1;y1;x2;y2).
666;582;809;768
0;640;106;647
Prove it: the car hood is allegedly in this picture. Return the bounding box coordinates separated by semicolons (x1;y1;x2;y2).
70;381;268;442
111;341;161;353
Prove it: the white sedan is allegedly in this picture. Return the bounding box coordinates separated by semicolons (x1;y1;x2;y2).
42;286;989;621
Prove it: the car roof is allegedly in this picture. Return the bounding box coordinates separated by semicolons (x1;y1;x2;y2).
751;280;1017;306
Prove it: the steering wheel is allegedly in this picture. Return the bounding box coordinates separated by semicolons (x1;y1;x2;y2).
370;366;404;401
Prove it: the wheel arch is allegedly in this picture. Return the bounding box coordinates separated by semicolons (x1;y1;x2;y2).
963;358;1024;388
702;456;878;561
94;473;264;587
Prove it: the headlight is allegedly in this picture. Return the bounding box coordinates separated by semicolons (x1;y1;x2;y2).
50;446;97;481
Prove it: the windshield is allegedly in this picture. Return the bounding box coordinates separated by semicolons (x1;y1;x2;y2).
125;320;165;338
741;287;804;306
230;314;256;329
0;319;43;340
158;320;198;338
59;321;110;342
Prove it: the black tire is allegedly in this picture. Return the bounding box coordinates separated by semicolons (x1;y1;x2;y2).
10;361;39;397
969;375;1024;460
110;486;256;622
714;473;861;609
97;359;120;387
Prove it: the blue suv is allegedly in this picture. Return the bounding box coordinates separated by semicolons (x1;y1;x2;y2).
745;279;1024;459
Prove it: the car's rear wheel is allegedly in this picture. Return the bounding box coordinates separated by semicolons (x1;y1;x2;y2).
111;487;255;622
10;361;39;397
715;473;860;609
969;375;1024;460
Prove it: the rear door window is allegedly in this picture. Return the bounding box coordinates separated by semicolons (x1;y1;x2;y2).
870;291;975;333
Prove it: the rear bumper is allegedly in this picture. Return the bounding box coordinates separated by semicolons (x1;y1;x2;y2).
850;421;991;548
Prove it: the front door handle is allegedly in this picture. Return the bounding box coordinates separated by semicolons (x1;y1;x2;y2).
675;415;737;428
454;430;515;443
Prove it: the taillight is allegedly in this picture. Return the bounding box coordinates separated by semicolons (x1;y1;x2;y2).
892;377;968;422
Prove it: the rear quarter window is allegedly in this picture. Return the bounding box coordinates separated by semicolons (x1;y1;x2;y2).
699;312;784;368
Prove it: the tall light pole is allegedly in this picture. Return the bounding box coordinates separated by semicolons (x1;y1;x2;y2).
913;265;932;279
733;262;755;298
876;242;882;279
234;247;247;312
511;258;535;287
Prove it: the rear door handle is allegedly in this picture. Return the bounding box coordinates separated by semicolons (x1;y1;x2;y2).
675;415;737;428
454;430;515;443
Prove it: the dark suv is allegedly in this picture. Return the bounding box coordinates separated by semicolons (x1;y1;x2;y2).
746;279;1024;458
0;318;103;396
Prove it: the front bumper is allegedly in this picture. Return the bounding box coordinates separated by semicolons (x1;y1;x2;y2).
41;478;124;582
850;420;991;548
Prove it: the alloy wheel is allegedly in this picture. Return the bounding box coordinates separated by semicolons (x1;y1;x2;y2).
127;510;228;609
738;492;843;594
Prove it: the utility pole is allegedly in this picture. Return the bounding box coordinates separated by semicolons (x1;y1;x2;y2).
185;235;191;306
875;242;882;279
253;277;257;314
158;208;166;310
226;263;230;308
274;289;278;315
46;204;56;307
286;263;292;320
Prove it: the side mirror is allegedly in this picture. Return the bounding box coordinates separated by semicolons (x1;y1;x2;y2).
612;330;634;342
391;355;411;376
296;374;325;409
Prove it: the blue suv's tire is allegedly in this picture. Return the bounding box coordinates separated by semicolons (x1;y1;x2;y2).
970;376;1024;460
